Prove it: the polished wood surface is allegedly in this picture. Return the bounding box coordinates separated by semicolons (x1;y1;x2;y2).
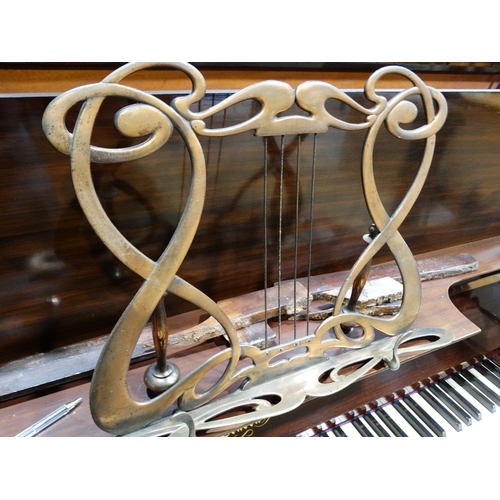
2;89;500;365
1;63;499;93
0;251;479;403
1;75;500;436
1;238;499;437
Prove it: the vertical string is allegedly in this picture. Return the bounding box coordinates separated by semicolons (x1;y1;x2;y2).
205;95;214;171
306;134;317;336
277;135;285;344
181;96;202;214
293;135;301;340
211;94;226;206
180;140;187;216
263;137;268;346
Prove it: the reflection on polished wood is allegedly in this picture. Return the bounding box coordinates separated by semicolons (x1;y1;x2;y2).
1;236;500;436
1;66;500;436
2;90;499;365
38;64;455;436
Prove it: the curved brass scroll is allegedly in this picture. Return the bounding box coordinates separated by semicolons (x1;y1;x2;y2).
173;64;449;350
125;326;454;437
43;63;452;436
43;63;242;435
315;67;448;347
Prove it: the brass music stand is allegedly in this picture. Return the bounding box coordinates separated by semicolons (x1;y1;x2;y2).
42;62;453;436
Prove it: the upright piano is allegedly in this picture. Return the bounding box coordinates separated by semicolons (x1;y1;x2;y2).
1;62;500;437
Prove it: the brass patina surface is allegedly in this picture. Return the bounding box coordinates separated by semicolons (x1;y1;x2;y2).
43;63;452;436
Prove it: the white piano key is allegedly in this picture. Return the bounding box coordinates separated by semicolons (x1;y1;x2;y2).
382;403;420;437
423;387;483;437
352;416;374;436
409;392;459;438
298;427;315;437
419;387;462;431
427;382;473;426
374;407;406;437
315;421;331;434
339;421;363;438
445;375;498;437
475;362;500;390
450;374;495;412
394;399;433;436
297;358;500;438
438;378;482;420
490;358;500;371
469;367;500;400
375;409;401;437
366;410;389;436
403;394;445;436
483;359;500;379
362;412;391;437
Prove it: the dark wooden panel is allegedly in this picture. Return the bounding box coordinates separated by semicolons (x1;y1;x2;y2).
1;90;500;368
1;267;499;437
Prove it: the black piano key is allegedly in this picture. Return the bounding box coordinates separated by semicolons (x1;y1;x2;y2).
375;407;407;437
437;379;481;421
451;373;496;413
299;354;500;437
332;426;347;437
476;359;500;388
393;400;433;437
419;387;462;432
403;395;446;437
428;383;472;426
351;417;373;437
461;369;500;406
474;363;500;389
363;412;391;437
489;358;500;371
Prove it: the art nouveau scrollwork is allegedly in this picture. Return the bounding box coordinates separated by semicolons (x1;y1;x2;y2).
42;62;453;436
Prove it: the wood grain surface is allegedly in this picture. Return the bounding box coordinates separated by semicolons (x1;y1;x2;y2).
1;90;500;365
1;237;500;437
1;80;500;437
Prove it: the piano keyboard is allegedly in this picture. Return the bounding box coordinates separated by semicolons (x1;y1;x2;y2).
297;353;500;437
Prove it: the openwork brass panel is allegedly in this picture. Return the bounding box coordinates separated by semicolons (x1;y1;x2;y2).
42;63;452;436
